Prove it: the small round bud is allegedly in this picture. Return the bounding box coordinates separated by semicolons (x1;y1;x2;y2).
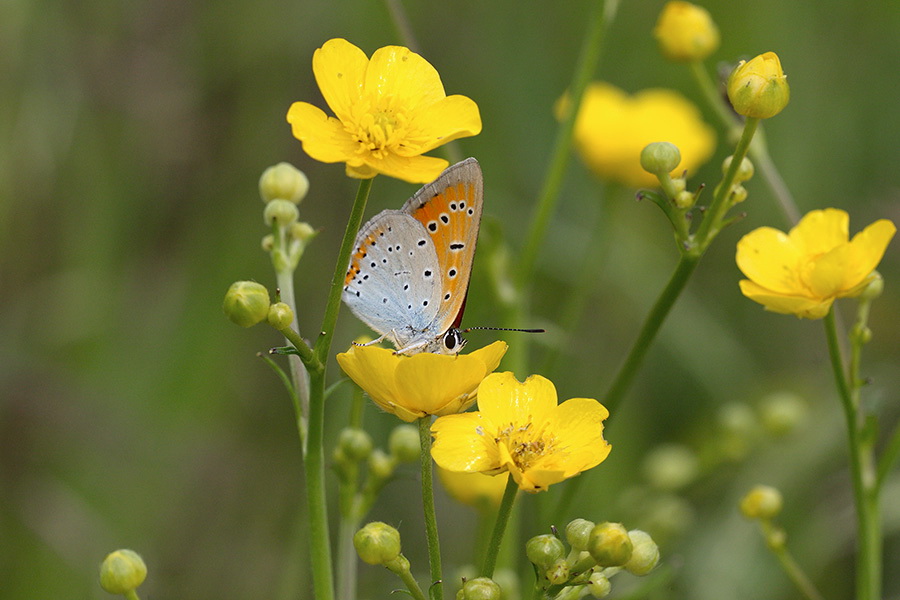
267;302;294;330
339;428;373;462
624;530;659;576
354;522;401;565
588;522;633;567
640;142;682;176
722;155;755;182
674;190;695;209
459;577;502;600
730;185;748;204
565;518;596;551
588;573;611;598
368;448;396;480
759;392;807;436
852;324;873;345
727;52;790;119
859;272;884;301
525;534;565;569
264;199;300;227
740;485;783;520
642;444;699;491
290;222;317;243
100;549;147;595
653;1;720;63
223;281;270;327
259;162;309;204
388;425;421;463
261;234;275;251
546;559;570;585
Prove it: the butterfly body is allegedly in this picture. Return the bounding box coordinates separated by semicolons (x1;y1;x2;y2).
343;158;483;354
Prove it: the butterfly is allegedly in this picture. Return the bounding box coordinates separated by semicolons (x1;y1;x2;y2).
342;158;483;355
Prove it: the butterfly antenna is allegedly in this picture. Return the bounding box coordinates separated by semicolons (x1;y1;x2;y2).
462;326;545;334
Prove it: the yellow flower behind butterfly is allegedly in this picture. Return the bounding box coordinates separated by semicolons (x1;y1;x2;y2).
558;82;715;188
337;341;507;422
736;209;895;318
431;372;611;493
287;38;482;184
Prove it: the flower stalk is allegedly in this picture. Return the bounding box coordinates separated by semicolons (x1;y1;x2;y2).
418;416;443;600
481;475;519;578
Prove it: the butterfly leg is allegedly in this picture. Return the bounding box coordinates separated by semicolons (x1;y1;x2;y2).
393;338;429;355
352;333;390;347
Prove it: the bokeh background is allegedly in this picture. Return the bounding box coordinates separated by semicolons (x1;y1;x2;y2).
2;0;898;598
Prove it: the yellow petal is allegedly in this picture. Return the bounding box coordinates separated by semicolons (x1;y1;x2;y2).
551;398;611;473
394;353;487;415
476;373;558;427
437;468;509;508
842;219;896;288
431;412;499;472
336;346;403;415
410;95;483;154
364;45;446;110
736;226;805;294
790;208;849;256
806;243;857;297
287;102;359;163
468;341;508;373
739;279;832;319
312;38;368;123
517;468;568;493
360;152;450;184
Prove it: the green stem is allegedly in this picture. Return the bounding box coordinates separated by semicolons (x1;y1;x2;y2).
124;590;140;600
258;352;304;445
823;310;880;600
314;178;374;364
603;254;700;414
280;326;320;373
687;61;800;225
276;267;312;449
876;422;900;492
694;117;759;249
393;560;429;600
303;177;373;600
336;514;361;600
481;475;519;578
515;0;611;289
418;417;443;600
761;522;825;600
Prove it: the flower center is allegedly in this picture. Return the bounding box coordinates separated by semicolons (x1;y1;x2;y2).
349;104;411;159
497;422;556;471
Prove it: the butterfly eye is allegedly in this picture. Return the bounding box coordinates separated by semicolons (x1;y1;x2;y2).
442;329;465;352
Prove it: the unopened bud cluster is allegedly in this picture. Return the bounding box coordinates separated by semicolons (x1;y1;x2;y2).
526;519;658;596
258;163;318;273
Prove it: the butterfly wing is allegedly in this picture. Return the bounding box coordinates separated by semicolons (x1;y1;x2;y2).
400;157;483;334
343;210;443;349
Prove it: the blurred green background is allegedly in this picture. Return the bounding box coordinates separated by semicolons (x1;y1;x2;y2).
2;0;898;598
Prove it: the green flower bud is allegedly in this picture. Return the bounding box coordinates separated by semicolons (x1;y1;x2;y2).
588;522;633;567
354;522;401;565
759;391;807;436
525;534;565;570
642;443;699;491
740;485;783;520
588;572;611;598
388;424;421;463
290;222;318;244
99;549;147;595
624;530;659;576
722;155;755;182
859;272;884;301
565;518;595;551
727;52;790;119
730;184;748;204
267;302;294;330
223;281;270;327
368;448;396;480
674;190;695;209
259;162;309;204
339;427;373;462
459;577;502;600
546;558;570;585
261;234;275;252
264;199;300;227
640;142;682;176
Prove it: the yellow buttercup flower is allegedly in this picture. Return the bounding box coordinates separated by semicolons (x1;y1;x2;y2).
560;83;715;187
336;341;507;422
653;1;720;63
287;38;482;184
437;467;509;509
727;52;790;119
431;372;611;493
736;209;895;319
